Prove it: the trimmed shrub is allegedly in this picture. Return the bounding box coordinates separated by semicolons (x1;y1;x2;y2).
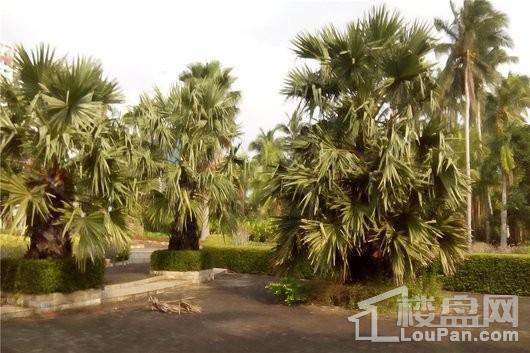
0;258;19;291
442;253;530;296
0;258;105;294
202;246;273;274
150;246;319;279
150;250;203;271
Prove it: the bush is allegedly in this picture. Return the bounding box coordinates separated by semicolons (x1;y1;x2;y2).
0;258;19;291
149;245;318;279
202;246;273;274
246;219;276;243
442;253;530;296
105;244;131;262
266;277;306;305
150;250;203;271
299;273;443;311
0;258;105;294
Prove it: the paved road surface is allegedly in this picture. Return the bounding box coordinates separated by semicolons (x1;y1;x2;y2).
2;273;529;353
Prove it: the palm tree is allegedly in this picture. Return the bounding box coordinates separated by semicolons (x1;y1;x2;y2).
249;128;283;166
269;6;468;284
248;128;283;217
0;45;135;262
276;109;306;140
127;61;241;250
178;62;241;244
485;74;530;248
435;0;514;245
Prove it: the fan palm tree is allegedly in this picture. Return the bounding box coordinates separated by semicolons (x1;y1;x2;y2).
127;61;241;250
434;0;514;244
0;45;135;262
485;74;530;248
269;6;468;284
179;62;241;243
249;128;283;166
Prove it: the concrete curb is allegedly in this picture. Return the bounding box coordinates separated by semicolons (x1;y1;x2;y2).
1;268;228;320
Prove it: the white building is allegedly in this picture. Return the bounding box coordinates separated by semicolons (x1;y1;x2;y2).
0;43;14;80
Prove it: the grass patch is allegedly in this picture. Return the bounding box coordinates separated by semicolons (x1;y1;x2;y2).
136;231;169;242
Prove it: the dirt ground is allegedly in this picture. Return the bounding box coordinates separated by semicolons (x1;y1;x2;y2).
1;273;529;353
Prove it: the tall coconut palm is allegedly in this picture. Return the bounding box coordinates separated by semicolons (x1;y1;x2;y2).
0;45;135;262
485;74;530;248
127;61;240;250
270;6;468;284
435;0;514;245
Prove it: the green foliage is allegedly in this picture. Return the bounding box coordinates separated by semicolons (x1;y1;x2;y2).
0;234;28;259
150;250;203;271
266;278;306;306
274;272;442;311
442;253;530;296
140;231;170;242
0;45;135;262
127;61;242;249
0;258;104;294
104;241;131;262
149;244;316;279
304;280;397;310
114;247;131;262
0;258;19;291
271;6;468;284
246;219;276;242
202;246;273;274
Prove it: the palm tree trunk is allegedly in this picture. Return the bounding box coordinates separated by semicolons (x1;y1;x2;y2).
476;100;482;143
26;222;73;259
199;198;210;247
168;217;199;250
485;187;493;243
500;171;508;249
464;57;473;247
25;164;74;259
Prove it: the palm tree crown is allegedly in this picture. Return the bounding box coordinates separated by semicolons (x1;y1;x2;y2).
1;45;135;263
269;6;468;284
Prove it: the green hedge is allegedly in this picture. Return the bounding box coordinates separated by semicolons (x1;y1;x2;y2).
443;253;530;296
0;258;20;292
150;250;203;271
0;258;105;294
150;246;317;279
202;246;274;274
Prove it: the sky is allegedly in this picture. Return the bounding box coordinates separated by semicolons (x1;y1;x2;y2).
1;0;529;148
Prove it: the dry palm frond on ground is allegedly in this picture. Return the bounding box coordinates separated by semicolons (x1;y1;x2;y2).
148;296;201;314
